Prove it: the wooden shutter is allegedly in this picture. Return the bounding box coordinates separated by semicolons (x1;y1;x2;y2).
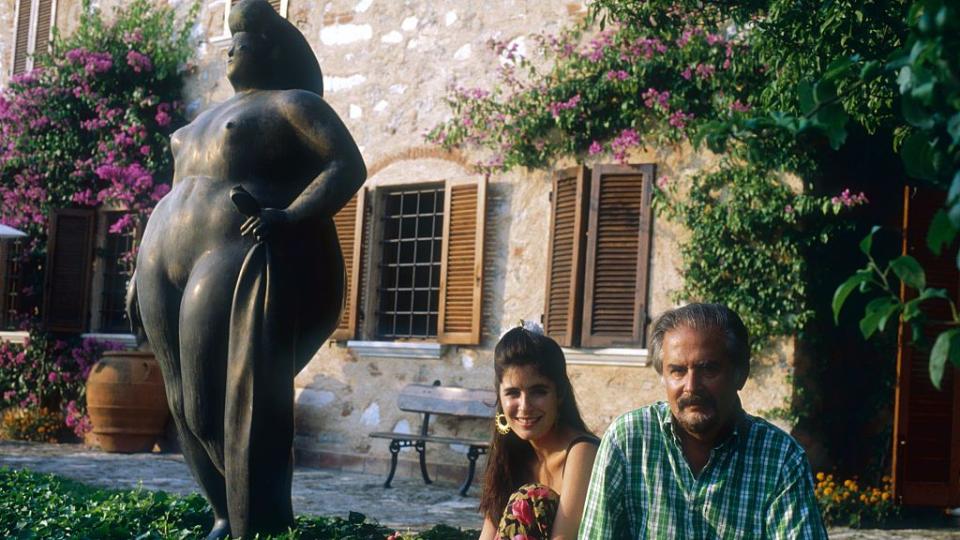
437;177;487;345
893;186;960;507
0;241;7;328
42;209;95;333
543;166;590;347
34;0;54;59
331;189;366;341
12;0;32;75
580;164;654;347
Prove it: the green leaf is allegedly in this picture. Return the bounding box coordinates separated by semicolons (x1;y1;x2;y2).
929;328;960;390
902;288;949;320
814;80;837;104
901;132;939;181
823;57;854;80
833;269;873;323
890;255;926;289
815;103;849;129
927;209;957;255
901;95;935;129
860;60;881;81
859;297;899;339
798;80;815;115
947;113;960;145
860;226;881;255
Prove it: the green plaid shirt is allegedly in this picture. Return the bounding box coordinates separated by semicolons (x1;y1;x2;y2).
578;401;827;539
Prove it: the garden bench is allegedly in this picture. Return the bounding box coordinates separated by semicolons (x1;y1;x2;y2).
369;381;495;496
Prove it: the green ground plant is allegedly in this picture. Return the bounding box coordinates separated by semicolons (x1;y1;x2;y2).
0;468;480;540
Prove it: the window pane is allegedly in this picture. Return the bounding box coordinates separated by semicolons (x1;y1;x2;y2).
413;290;429;312
376;186;444;339
399;240;415;264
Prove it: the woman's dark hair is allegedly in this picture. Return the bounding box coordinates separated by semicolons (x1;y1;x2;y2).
479;326;591;524
229;0;324;96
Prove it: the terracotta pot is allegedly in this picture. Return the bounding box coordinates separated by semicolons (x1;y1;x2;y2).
85;350;169;453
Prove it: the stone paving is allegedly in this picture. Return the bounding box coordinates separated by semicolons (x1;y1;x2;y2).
2;440;960;538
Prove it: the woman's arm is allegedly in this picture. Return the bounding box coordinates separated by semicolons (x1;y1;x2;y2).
478;515;498;540
550;441;599;540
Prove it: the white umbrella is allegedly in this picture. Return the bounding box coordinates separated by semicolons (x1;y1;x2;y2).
0;224;27;239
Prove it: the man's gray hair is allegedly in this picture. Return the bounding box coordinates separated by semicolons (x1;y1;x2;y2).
649;303;750;376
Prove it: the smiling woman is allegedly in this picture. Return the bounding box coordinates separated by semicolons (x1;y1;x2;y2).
479;327;600;540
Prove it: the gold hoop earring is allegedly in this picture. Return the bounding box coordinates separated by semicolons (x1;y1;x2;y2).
495;413;511;435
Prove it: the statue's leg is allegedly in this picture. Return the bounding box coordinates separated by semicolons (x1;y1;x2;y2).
136;267;230;537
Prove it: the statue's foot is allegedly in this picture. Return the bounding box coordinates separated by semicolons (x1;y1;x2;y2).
205;518;230;540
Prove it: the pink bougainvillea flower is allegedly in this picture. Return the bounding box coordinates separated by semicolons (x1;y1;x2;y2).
126;50;153;73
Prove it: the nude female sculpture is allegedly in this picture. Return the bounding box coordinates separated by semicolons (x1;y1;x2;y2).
129;1;366;537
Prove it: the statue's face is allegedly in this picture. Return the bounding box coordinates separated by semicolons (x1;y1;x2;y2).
227;31;270;90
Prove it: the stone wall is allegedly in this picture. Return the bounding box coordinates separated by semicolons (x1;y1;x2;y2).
0;0;795;482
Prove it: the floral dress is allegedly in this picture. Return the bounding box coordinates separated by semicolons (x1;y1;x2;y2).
494;483;560;540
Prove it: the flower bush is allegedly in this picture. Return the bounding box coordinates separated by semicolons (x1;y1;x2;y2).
0;0;197;318
0;329;123;440
814;472;897;528
426;0;880;349
0;407;66;442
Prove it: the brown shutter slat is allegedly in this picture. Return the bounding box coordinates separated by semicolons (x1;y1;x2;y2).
12;0;33;75
438;177;487;345
43;208;95;332
33;0;53;59
543;166;590;347
580;164;654;347
331;189;365;341
893;186;960;507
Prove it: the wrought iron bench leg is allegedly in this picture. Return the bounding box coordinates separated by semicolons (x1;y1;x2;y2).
460;445;483;496
384;440;401;488
416;440;432;484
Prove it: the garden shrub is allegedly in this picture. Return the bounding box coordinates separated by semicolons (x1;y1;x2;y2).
0;0;197;328
814;472;897;528
0;329;122;441
0;407;67;442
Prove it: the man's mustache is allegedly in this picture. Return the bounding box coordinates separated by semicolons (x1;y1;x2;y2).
678;394;716;410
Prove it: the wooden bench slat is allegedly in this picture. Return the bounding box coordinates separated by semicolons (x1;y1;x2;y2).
396;384;496;418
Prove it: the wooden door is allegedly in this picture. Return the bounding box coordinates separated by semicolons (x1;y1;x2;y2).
893;186;960;506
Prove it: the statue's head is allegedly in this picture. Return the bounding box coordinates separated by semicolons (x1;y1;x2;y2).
227;0;324;96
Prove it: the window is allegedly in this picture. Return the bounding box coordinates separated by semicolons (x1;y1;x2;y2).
543;164;655;348
0;239;26;329
332;177;488;345
41;208;137;334
376;186;444;339
10;0;56;76
92;211;136;333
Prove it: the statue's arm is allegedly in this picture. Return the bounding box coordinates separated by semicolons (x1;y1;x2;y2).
280;91;367;222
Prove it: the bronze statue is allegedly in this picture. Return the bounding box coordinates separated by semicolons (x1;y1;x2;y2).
128;0;366;537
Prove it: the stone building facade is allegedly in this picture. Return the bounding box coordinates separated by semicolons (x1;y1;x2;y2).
0;0;794;483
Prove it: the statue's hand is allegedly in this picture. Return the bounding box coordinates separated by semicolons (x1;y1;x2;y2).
240;208;289;242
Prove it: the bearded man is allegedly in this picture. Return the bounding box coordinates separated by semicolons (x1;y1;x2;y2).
578;303;827;539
